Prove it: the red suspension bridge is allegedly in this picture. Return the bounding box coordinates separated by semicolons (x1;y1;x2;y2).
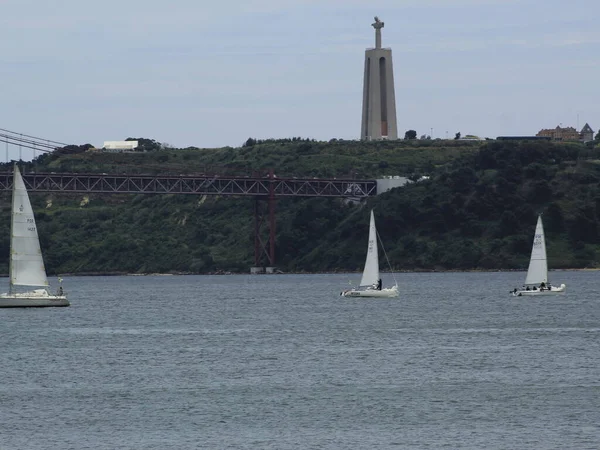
0;127;382;271
0;170;377;271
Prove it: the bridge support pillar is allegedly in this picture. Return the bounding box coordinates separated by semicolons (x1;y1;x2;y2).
252;171;277;273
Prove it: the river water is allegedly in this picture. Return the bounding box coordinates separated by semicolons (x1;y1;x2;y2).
1;271;598;449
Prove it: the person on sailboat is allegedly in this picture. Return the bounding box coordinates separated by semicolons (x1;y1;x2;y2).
377;278;382;290
540;282;546;291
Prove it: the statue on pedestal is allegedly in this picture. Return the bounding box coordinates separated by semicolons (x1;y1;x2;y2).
372;16;384;49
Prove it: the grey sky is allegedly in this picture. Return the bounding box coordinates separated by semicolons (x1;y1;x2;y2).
1;0;598;159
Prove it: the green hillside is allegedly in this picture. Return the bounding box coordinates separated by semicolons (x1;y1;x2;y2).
1;138;599;274
21;137;479;178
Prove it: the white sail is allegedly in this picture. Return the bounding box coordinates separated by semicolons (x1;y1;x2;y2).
359;210;380;287
524;215;547;286
10;165;49;288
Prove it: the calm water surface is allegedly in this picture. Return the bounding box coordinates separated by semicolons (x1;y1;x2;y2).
1;271;599;449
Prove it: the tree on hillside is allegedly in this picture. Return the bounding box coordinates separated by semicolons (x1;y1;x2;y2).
53;144;93;156
595;130;600;143
404;130;417;140
126;137;162;152
243;138;257;147
454;132;461;140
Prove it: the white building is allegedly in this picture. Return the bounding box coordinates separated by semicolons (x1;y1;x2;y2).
102;141;139;152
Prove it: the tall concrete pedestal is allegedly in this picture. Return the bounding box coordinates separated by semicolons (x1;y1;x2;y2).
361;17;398;141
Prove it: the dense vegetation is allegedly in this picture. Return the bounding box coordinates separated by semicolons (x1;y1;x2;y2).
1;138;599;275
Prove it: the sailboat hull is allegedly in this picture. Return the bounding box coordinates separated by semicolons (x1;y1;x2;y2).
0;290;69;307
341;286;399;298
512;284;566;297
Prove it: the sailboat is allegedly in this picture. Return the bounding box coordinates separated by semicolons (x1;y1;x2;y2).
511;214;565;297
0;165;69;307
341;209;399;298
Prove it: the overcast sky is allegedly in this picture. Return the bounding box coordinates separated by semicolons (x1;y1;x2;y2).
1;0;598;159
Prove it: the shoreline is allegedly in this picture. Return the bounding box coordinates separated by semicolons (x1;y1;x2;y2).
0;267;594;277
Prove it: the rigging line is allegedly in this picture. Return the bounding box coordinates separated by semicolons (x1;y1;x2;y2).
0;127;68;146
376;227;398;286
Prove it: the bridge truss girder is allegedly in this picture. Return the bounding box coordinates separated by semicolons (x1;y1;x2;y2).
0;172;377;198
0;171;377;271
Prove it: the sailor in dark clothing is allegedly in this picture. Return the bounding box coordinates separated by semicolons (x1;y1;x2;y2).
377;278;382;290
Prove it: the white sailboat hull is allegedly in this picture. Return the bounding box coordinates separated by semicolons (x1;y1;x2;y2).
341;285;399;298
0;289;69;307
512;284;566;297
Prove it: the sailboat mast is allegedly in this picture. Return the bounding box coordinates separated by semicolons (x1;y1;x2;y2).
8;164;17;294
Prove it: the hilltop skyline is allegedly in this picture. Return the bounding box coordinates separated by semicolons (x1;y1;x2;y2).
0;0;598;160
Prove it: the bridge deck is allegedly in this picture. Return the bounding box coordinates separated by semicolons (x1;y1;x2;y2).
0;172;377;197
